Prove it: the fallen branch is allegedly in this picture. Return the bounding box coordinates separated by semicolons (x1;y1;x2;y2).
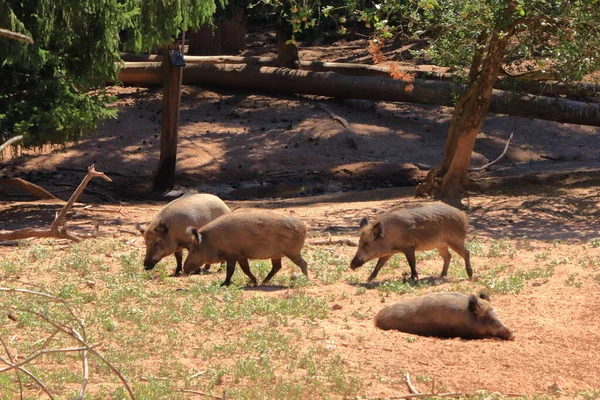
0;336;24;399
377;373;526;400
0;165;112;242
405;372;419;395
179;389;223;399
387;393;471;399
469;132;514;172
318;103;353;132
0;28;33;44
1;286;135;399
0;135;24;153
0;178;59;200
387;393;525;400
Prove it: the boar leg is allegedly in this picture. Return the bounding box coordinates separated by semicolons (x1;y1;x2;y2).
448;241;473;279
438;245;452;277
403;249;419;281
367;255;392;282
238;259;259;286
262;258;282;285
221;259;238;287
174;250;183;276
287;254;309;277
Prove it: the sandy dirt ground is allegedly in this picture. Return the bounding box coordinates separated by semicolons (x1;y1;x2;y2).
1;37;600;399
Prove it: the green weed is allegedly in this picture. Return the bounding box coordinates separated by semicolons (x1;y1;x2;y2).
566;273;583;288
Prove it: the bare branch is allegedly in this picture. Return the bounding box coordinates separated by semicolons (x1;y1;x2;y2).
0;135;24;153
0;164;112;242
0;355;54;399
318;103;353;132
18;309;135;399
0;178;60;200
0;345;97;373
0;287;86;335
0;28;33;44
0;335;24;400
51;164;112;232
404;372;419;395
469;132;514;172
386;393;525;400
179;389;223;399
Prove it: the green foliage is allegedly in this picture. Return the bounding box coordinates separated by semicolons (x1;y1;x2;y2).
121;0;224;53
359;1;600;86
0;0;220;147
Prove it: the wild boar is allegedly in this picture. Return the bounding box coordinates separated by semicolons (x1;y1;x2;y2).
350;202;472;281
183;210;308;286
374;290;514;340
136;193;231;275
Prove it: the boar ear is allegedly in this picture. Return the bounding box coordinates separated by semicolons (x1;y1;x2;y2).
135;223;145;235
186;227;202;243
372;222;384;240
359;217;369;229
478;289;491;302
468;294;485;317
154;221;168;235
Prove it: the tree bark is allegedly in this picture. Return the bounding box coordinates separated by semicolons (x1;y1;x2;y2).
187;7;246;56
153;46;183;192
0;178;59;200
421;5;516;202
117;62;600;127
118;53;600;100
275;15;300;69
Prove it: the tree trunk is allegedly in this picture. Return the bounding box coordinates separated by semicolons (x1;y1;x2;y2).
153;46;183;192
117;62;600;127
417;5;517;202
275;16;300;69
119;53;600;100
187;7;246;56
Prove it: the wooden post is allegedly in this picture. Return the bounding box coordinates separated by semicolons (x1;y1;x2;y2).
153;44;184;192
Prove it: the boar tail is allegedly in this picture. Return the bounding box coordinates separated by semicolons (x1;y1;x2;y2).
186;227;202;243
477;289;491;302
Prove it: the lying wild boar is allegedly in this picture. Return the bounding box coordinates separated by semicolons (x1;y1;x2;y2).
184;210;308;286
374;290;514;340
136;193;230;275
350;202;472;281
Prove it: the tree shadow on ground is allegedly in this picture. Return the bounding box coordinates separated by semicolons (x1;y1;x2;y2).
4;84;598;204
243;284;288;292
348;275;450;290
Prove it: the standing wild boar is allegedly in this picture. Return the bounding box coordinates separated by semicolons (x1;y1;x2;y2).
350;202;472;281
374;290;514;340
183;210;308;286
136;193;231;275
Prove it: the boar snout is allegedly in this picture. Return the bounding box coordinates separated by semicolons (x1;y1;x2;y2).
350;256;364;270
498;326;515;341
143;259;158;270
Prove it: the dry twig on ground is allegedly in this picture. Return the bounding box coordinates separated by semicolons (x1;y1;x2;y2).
0;164;112;242
469;132;514;172
0;286;135;399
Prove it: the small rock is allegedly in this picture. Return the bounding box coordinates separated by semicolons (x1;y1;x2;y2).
548;382;562;394
86;281;96;289
332;304;343;310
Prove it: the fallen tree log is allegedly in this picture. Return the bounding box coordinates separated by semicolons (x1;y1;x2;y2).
0;178;59;200
117;63;600;126
118;53;600;99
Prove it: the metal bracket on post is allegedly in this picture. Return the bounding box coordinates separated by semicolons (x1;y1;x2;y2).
169;49;186;67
